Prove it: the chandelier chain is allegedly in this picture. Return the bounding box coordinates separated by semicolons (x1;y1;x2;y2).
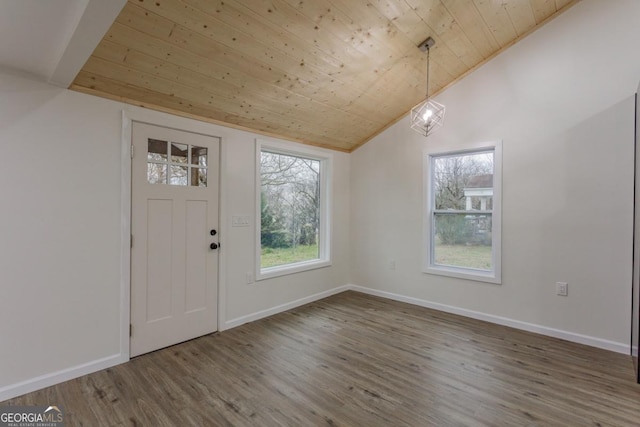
426;46;430;99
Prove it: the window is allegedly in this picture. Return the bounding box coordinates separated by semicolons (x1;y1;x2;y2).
256;140;331;280
147;139;207;186
424;142;502;283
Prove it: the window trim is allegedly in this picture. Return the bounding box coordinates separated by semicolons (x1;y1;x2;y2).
423;141;502;284
255;139;332;281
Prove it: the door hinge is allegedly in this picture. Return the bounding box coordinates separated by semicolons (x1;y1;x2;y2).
130;145;134;159
129;324;133;337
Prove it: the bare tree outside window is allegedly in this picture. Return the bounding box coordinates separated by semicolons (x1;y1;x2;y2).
260;150;321;269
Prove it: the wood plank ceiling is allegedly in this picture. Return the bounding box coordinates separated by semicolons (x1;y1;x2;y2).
71;0;579;152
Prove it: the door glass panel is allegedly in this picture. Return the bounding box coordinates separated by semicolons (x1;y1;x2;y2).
190;168;207;187
169;165;188;186
171;143;188;164
147;163;167;184
148;139;168;162
191;146;208;167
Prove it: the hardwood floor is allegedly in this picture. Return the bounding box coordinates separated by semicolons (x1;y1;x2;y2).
6;291;640;426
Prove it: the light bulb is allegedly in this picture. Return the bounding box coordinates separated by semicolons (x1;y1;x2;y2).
422;109;433;121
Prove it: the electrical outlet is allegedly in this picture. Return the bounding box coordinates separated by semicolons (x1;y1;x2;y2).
389;260;396;270
246;272;254;284
556;282;568;296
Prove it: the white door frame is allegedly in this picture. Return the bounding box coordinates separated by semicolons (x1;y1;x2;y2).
119;110;227;361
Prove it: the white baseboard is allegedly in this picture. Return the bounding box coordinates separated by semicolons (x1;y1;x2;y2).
0;353;126;402
223;285;351;330
347;285;629;354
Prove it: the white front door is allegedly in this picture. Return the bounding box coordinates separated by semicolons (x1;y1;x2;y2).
130;122;220;357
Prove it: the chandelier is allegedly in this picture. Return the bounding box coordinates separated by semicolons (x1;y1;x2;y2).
410;37;445;137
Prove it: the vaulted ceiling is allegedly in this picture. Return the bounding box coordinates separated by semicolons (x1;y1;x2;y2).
70;0;579;152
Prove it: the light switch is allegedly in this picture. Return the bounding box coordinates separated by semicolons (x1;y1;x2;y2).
232;215;250;227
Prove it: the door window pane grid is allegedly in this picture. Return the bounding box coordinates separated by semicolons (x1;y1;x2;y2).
147;139;207;187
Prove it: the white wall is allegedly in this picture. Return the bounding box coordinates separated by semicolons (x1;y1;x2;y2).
0;72;350;400
0;72;122;394
350;0;640;350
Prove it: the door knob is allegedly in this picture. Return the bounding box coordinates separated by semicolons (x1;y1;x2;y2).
210;242;218;250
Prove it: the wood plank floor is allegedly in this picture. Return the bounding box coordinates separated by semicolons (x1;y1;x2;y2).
6;291;640;426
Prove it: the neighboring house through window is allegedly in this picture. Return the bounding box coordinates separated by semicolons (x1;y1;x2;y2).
424;142;502;284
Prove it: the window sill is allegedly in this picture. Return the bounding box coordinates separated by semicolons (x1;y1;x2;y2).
257;259;332;281
424;265;501;284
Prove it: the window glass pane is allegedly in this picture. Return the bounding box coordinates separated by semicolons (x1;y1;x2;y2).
170;143;188;164
148;139;167;162
190;167;207;187
169;165;188;186
147;163;166;184
191;146;208;167
433;152;494;210
433;213;492;270
260;151;320;269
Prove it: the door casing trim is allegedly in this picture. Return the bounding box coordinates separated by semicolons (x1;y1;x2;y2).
120;110;132;362
121;110;225;359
